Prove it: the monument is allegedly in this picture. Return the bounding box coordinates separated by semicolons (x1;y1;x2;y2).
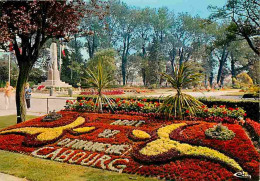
39;42;71;88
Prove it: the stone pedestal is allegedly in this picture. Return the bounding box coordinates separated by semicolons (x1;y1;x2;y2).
39;43;71;88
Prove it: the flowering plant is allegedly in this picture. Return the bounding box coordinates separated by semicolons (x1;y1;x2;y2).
65;99;247;123
80;89;124;95
37;85;45;90
194;105;246;120
0;112;258;180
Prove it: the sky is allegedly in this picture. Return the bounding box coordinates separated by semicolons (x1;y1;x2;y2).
121;0;227;18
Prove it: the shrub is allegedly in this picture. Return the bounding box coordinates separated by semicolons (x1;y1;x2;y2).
205;123;235;140
235;72;253;88
159;62;203;119
198;97;259;122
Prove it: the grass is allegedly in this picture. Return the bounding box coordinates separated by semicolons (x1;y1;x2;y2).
0;115;157;181
0;150;157;181
0;115;38;130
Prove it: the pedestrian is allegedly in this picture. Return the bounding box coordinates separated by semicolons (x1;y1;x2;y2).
25;83;32;109
4;82;14;110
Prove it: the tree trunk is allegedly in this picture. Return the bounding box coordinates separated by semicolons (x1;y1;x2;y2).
220;75;225;88
170;48;176;75
217;45;229;84
243;33;259;55
179;48;184;66
87;40;94;59
122;56;127;85
230;53;236;87
141;68;146;86
204;74;208;88
209;72;214;88
16;61;32;123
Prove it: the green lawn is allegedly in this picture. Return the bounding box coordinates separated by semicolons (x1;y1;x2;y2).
0;115;38;130
0;115;157;181
0;150;157;181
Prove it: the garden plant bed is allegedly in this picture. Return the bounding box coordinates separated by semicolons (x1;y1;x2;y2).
0;111;259;181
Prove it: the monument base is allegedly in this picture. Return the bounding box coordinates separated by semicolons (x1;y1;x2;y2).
39;80;72;88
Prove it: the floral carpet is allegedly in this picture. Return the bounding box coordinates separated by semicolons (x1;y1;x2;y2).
0;111;258;181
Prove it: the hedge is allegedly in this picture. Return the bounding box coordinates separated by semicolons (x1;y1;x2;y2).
77;96;259;122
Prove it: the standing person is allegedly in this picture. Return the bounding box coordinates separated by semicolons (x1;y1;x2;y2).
25;83;32;109
4;82;14;110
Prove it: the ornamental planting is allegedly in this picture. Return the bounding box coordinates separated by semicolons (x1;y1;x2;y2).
0;111;258;180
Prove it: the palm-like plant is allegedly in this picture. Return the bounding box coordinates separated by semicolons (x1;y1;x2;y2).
85;61;115;112
159;62;204;119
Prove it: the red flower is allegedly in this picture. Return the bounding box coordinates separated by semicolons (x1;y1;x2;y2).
66;100;69;103
137;103;144;107
115;98;121;103
201;105;206;109
185;110;190;113
204;109;208;113
219;105;225;108
143;99;147;102
122;100;126;103
118;103;121;107
228;107;234;111
79;103;83;106
130;99;134;102
223;111;227;115
244;113;247;116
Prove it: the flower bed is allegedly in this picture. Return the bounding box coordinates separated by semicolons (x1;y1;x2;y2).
65;99;246;124
0;112;258;180
245;118;260;142
80;89;124;95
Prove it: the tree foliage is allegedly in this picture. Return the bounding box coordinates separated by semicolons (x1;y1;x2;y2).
0;0;107;123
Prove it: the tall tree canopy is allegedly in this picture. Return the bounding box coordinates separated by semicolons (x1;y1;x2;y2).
0;0;108;123
209;0;260;55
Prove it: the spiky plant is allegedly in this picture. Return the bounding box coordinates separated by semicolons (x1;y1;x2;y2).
85;61;115;112
159;62;204;119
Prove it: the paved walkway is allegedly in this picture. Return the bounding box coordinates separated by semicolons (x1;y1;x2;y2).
0;173;27;181
142;90;242;100
0;92;75;116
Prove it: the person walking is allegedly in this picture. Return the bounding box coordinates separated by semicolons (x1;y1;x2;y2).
4;82;14;110
25;83;32;109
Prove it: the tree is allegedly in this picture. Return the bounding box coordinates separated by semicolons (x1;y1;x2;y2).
135;8;154;57
111;2;138;85
0;0;107;123
146;38;164;87
209;0;260;55
166;13;203;72
85;48;117;84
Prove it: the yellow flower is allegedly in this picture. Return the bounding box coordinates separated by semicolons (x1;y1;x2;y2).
73;127;95;133
0;117;96;142
139;123;243;172
132;130;151;139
